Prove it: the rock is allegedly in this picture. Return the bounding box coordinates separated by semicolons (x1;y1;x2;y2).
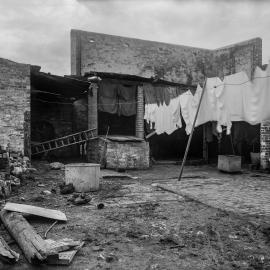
9;176;20;186
23;156;30;162
97;203;105;209
37;184;46;187
60;183;74;195
105;254;118;263
92;246;103;252
68;193;91;205
49;162;64;170
27;168;37;172
41;190;52;195
11;166;23;177
0;180;11;198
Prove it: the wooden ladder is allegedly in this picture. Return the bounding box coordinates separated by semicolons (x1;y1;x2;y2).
31;128;97;155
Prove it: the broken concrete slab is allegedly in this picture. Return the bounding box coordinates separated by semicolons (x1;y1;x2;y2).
3;202;67;222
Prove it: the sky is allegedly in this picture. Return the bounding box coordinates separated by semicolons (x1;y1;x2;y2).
0;0;269;75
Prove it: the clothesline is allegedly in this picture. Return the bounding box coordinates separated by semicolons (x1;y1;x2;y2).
32;98;138;106
212;74;270;88
145;66;270;136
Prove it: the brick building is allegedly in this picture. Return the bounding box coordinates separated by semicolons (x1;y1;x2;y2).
0;30;269;169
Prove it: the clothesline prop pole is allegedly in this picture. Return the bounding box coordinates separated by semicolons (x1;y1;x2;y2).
178;78;207;181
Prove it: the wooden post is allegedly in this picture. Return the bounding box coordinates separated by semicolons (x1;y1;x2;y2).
203;124;209;163
178;79;207;181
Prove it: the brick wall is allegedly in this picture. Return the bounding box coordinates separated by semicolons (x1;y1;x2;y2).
135;85;144;138
260;121;270;169
212;38;262;79
71;30;261;85
0;58;30;155
71;29;212;85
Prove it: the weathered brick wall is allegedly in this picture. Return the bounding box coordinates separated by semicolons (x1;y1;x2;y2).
95;138;149;169
71;29;261;85
106;140;149;169
71;29;212;85
0;58;30;155
212;38;262;79
260;122;270;169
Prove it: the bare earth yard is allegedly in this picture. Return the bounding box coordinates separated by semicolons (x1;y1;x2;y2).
1;162;270;270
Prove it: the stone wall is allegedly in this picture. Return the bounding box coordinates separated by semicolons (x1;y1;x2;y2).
0;58;30;155
96;138;149;169
71;29;262;85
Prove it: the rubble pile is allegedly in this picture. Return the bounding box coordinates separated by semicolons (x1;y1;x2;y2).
9;154;36;177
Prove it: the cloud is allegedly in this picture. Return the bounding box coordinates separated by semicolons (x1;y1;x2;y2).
0;0;269;75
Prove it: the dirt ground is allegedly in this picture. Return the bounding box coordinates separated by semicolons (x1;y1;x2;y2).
1;161;270;270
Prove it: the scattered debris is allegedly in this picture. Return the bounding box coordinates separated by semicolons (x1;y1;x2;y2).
92;245;103;252
228;234;238;240
97;252;118;263
41;190;52;196
45;239;84;265
59;183;74;194
0;235;20;264
68;193;91;205
44;221;58;239
97;203;105;209
45;238;83;254
0;179;11;199
37;184;46;187
3;202;67;222
49;162;64;170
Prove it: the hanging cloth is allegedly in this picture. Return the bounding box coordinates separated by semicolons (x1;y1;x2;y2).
118;84;137;116
98;82;118;114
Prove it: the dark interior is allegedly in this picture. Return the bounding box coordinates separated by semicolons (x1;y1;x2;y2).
98;112;136;135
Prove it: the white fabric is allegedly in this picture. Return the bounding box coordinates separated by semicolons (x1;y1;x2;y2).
144;96;182;135
243;65;270;124
223;71;249;122
179;90;194;134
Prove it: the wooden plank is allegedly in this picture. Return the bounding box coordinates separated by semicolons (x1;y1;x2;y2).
46;239;84;265
3;203;67;222
0;235;20;264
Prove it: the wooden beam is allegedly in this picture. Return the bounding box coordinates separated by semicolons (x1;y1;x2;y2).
0;210;52;264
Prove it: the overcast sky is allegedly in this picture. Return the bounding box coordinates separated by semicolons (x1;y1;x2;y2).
0;0;269;75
